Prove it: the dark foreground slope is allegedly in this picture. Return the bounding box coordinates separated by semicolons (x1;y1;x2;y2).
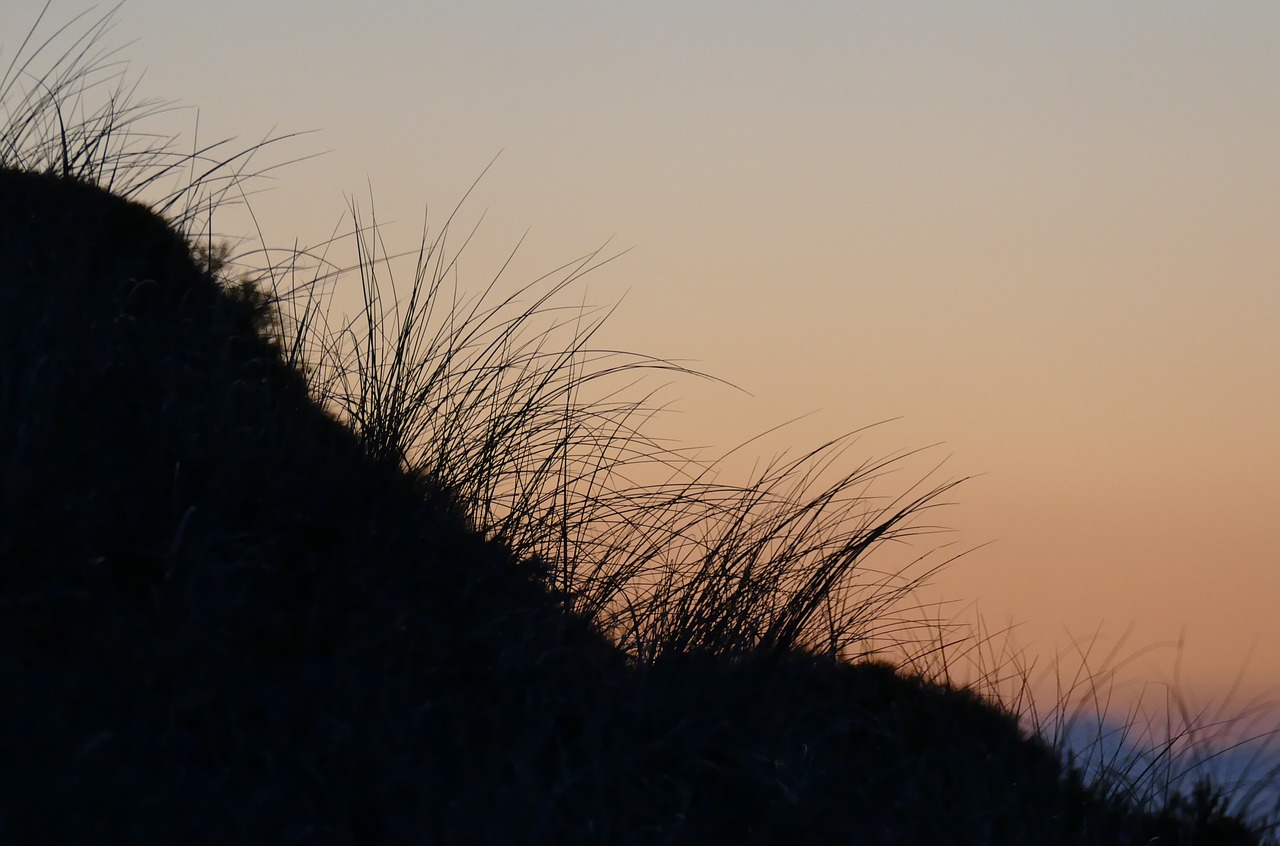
0;166;1263;844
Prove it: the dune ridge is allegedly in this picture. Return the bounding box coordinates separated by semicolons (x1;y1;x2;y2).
0;164;1270;844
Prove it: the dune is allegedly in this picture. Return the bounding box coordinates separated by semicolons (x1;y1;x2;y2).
0;164;1269;843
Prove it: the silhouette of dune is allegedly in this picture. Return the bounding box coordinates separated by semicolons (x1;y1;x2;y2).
0;166;1270;844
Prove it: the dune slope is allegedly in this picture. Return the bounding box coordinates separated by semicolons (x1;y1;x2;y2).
0;166;1262;844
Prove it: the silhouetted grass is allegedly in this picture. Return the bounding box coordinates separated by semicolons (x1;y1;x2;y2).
1;4;1275;843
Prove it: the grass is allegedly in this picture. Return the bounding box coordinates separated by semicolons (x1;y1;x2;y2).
2;4;1276;843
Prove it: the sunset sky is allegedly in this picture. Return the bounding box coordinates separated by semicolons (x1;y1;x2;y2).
6;1;1278;726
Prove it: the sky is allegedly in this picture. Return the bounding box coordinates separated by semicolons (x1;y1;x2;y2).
5;1;1278;740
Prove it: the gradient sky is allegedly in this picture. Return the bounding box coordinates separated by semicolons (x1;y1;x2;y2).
6;1;1278;722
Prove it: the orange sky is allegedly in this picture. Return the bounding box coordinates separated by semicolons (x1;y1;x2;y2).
7;1;1278;728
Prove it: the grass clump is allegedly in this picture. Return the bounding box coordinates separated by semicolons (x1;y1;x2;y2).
1;5;1275;843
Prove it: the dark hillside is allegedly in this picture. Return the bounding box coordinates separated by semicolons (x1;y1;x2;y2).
0;166;1267;844
0;166;627;842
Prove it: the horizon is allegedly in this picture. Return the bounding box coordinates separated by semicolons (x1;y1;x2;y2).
4;0;1277;752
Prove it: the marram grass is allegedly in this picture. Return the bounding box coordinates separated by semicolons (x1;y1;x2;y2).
1;4;1275;843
